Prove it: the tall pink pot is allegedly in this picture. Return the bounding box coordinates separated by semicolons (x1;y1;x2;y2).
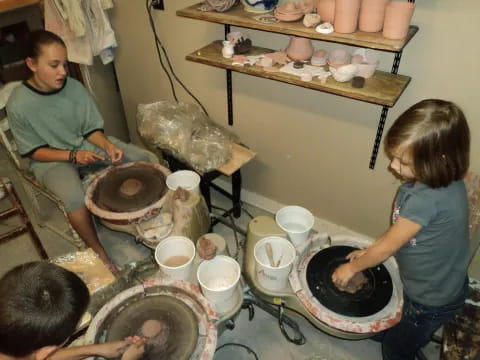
359;0;390;32
316;0;335;23
382;1;415;40
286;36;314;61
334;0;362;34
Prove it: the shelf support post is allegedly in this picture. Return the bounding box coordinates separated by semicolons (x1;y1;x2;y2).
369;50;404;169
224;24;234;126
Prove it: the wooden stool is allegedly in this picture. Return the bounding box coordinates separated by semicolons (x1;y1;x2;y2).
0;177;47;259
162;143;256;220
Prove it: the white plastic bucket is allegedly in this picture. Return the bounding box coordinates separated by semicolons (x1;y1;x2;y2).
166;170;201;194
275;206;314;247
254;236;296;291
197;255;241;312
155;236;195;281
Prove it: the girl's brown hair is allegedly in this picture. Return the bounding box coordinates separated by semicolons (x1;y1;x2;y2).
27;30;66;59
385;99;470;188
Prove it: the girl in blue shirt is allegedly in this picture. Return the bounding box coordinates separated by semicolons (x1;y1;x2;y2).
332;99;471;360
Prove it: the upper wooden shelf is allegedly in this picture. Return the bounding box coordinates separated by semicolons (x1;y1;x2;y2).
186;42;410;107
0;0;39;14
177;3;419;53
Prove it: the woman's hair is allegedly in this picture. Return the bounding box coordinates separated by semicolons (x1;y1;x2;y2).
0;262;90;357
385;99;470;188
27;30;66;59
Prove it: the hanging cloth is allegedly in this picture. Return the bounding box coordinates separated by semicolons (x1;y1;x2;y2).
82;0;117;63
52;0;86;37
45;0;93;65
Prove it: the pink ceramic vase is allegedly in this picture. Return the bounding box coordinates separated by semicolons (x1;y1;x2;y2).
334;0;362;34
286;36;314;61
316;0;335;23
382;1;415;40
359;0;390;32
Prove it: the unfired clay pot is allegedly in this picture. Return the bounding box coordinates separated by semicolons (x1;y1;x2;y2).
359;0;390;32
286;36;314;61
382;1;415;40
334;0;362;34
316;0;335;23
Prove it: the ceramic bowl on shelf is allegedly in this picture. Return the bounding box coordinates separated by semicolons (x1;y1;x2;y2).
327;48;352;69
330;64;358;82
311;49;328;66
351;48;380;78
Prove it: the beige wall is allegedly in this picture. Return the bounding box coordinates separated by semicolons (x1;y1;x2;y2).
109;1;479;252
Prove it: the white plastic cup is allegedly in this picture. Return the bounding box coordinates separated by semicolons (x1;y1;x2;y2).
197;255;241;312
166;170;201;194
155;236;195;281
275;206;314;247
254;236;296;291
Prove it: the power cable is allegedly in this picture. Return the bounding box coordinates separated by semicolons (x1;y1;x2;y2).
145;0;209;116
215;343;259;360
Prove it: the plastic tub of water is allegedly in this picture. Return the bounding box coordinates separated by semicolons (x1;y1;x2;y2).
275;205;314;247
166;170;201;194
155;236;195;281
254;236;296;291
197;255;241;312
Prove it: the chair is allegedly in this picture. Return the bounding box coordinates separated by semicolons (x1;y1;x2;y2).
0;83;85;249
0;177;48;259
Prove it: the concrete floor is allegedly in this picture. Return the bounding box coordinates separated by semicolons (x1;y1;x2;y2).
0;147;441;360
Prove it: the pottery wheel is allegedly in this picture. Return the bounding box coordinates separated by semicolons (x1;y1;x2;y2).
93;165;167;212
105;295;198;360
306;245;393;317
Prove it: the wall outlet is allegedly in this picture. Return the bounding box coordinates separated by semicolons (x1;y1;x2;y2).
152;0;164;10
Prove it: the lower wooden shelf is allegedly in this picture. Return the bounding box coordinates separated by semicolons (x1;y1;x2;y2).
186;42;411;107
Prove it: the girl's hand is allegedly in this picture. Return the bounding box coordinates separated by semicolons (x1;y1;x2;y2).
75;150;105;165
104;142;123;164
346;249;367;262
121;337;146;360
94;340;129;358
331;262;357;288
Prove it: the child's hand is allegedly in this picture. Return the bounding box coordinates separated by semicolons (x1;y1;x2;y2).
94;340;129;358
104;142;123;164
121;337;146;360
346;249;367;261
331;262;357;288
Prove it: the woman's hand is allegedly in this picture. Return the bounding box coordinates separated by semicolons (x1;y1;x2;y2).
104;142;123;164
74;150;105;165
331;262;357;288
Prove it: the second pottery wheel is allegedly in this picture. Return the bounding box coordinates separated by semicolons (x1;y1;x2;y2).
306;245;393;317
93;164;167;212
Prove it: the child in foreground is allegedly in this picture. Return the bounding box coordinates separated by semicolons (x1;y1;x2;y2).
0;262;145;360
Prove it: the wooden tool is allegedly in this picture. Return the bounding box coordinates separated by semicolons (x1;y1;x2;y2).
265;242;275;267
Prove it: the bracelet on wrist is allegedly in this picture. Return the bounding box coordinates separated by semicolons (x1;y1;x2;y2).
68;150;74;163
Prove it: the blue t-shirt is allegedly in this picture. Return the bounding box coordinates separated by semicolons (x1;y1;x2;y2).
6;77;103;157
393;180;470;306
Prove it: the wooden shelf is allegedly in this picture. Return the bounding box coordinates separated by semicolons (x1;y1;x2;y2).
0;0;39;14
177;3;418;53
186;42;411;107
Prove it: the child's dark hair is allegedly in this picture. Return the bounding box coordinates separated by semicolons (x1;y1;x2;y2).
27;30;66;59
0;262;90;357
385;99;470;188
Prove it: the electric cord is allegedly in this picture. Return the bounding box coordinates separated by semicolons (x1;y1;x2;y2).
145;0;176;102
210;205;244;260
146;0;209;116
215;343;259;360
